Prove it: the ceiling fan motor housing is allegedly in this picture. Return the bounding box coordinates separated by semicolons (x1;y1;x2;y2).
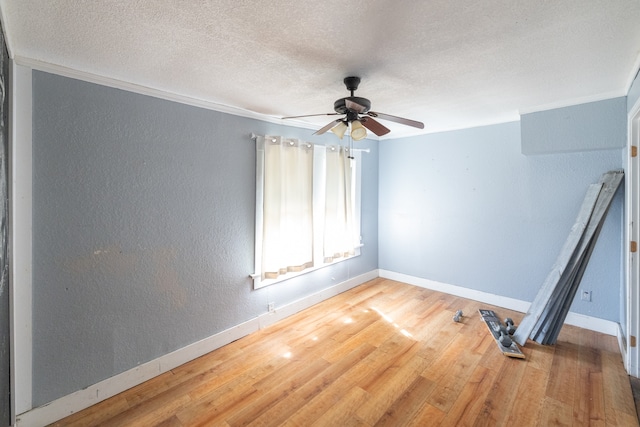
335;76;371;119
334;97;371;115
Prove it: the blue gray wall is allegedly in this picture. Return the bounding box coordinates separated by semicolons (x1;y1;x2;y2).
31;71;379;406
521;97;626;154
378;116;624;322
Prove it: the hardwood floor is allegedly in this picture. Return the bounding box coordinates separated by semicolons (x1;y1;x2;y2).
51;278;638;426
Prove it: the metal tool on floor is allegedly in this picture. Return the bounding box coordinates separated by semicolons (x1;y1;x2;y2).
479;309;525;359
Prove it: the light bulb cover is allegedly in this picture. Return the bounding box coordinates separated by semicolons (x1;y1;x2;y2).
350;120;367;141
330;121;348;139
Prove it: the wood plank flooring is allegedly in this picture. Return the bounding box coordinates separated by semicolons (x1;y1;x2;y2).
50;278;638;426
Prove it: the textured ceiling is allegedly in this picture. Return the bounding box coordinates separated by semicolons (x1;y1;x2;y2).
1;0;640;137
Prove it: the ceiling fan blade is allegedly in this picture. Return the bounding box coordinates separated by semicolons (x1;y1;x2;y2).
360;117;391;136
345;99;367;113
313;119;341;135
367;111;424;129
282;113;341;119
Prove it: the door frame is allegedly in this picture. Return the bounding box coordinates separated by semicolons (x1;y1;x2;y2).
626;97;640;377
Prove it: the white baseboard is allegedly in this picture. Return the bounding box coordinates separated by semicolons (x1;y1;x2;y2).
379;270;620;337
257;270;379;329
15;270;377;427
17;268;618;426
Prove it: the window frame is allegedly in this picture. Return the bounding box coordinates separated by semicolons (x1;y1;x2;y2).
252;136;363;289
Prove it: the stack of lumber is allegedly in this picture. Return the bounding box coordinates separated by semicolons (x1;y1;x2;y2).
513;170;624;346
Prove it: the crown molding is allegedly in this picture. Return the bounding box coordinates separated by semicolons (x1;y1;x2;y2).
12;55;312;129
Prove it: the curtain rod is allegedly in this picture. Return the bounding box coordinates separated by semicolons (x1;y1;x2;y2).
250;133;371;153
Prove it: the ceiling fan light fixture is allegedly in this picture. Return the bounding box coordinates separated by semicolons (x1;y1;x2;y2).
330;121;348;139
350;120;367;141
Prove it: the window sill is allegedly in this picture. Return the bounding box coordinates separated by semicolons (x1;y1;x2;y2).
251;246;362;290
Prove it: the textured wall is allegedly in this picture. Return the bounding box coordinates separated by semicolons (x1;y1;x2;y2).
31;71;378;406
379;119;624;322
521;97;627;155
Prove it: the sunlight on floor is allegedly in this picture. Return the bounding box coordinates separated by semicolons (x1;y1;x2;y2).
371;306;414;338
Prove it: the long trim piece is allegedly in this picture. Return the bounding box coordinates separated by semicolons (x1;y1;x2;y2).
12;56;318;134
15;56;632;141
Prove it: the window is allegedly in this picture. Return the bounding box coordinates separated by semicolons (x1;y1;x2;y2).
253;135;362;289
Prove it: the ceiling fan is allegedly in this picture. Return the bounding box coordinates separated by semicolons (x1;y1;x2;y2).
282;76;424;140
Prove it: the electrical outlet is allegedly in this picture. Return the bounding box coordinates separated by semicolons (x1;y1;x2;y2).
268;302;275;313
581;290;592;302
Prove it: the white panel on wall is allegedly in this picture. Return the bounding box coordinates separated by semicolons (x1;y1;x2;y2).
10;62;33;416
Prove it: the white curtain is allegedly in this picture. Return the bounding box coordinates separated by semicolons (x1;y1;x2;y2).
323;145;356;262
261;137;314;279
